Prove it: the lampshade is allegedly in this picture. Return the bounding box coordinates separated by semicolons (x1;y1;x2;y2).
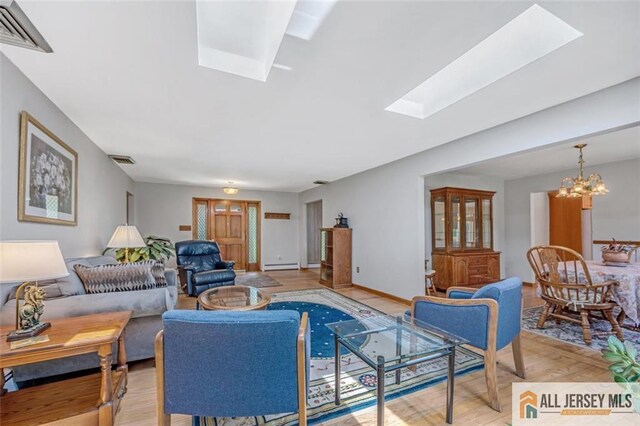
107;225;146;249
0;241;69;283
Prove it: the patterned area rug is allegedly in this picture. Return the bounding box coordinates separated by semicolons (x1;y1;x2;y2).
195;288;484;426
235;273;283;288
523;306;640;351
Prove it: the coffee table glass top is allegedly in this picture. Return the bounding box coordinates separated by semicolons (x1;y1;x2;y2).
326;314;467;366
198;285;270;310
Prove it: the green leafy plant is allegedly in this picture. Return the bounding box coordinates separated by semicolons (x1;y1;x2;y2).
602;336;640;383
104;235;175;263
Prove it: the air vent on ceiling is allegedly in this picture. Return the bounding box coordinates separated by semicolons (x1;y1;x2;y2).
0;0;52;52
108;155;136;165
313;180;329;185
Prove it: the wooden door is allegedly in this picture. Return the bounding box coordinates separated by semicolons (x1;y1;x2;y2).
548;193;582;254
211;201;246;270
192;198;261;272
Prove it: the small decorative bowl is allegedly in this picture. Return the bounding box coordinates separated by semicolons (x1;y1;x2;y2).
602;250;631;263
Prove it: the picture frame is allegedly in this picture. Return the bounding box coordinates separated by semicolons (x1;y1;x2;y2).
18;111;78;226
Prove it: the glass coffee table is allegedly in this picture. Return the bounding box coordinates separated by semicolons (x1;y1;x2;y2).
326;314;467;425
197;285;271;311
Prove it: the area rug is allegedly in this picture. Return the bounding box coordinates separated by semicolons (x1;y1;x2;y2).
235;272;283;288
194;288;484;426
522;306;640;351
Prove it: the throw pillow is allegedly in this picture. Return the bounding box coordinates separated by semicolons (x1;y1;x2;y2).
148;260;168;288
74;262;157;294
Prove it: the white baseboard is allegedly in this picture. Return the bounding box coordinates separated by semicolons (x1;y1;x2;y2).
263;263;300;271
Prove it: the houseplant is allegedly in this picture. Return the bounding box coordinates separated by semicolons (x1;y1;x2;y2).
602;336;640;412
104;235;175;263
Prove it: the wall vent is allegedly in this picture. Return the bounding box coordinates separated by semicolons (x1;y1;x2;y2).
0;0;52;52
108;155;136;165
313;180;329;185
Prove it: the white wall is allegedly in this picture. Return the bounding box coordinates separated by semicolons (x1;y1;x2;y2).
424;172;506;277
134;182;299;269
504;158;640;281
0;54;134;257
297;78;639;300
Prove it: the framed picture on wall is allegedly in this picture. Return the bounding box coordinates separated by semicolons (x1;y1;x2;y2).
18;111;78;225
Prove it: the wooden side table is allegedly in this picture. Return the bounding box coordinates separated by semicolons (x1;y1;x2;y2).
0;311;132;425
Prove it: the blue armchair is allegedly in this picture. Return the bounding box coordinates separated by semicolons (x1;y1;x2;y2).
175;240;236;296
155;310;310;425
410;277;525;412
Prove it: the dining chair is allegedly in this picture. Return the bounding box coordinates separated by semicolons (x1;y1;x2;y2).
425;259;436;296
526;245;623;345
411;277;525;412
155;309;309;425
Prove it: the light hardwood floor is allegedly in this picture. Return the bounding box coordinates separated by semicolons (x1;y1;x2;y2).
115;270;611;426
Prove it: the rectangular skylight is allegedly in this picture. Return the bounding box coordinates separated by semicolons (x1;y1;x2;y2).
196;0;297;82
386;4;583;119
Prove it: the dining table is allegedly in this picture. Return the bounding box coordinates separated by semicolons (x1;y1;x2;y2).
563;260;640;326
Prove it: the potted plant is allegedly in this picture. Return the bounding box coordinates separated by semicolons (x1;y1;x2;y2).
601;239;637;263
104;235;175;263
602;336;640;412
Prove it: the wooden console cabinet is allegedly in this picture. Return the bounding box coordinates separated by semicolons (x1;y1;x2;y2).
430;187;501;290
319;228;352;288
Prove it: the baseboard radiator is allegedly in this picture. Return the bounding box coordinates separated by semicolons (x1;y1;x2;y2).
263;263;300;271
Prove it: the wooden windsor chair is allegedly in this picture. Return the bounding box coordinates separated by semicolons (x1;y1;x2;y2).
526;245;623;345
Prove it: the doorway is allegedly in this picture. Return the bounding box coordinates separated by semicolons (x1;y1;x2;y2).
192;198;261;271
126;191;134;225
306;200;322;266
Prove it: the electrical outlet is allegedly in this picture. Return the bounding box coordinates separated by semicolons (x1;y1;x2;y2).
356;266;360;273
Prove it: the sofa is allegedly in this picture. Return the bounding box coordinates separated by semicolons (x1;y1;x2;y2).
175;240;236;296
0;255;178;383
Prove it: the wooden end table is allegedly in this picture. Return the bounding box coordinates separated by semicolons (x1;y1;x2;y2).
0;311;132;425
198;285;271;310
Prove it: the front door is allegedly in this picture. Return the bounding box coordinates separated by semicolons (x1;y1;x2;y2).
212;201;246;270
192;198;260;271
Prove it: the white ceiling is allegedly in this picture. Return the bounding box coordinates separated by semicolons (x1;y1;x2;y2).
2;1;639;192
458;125;640;180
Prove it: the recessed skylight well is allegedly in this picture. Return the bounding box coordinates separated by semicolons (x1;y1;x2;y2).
386;4;583;119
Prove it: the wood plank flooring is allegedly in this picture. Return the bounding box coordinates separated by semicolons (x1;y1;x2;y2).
115;270;611;426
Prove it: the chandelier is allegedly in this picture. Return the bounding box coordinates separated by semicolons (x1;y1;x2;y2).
222;182;239;195
557;144;608;198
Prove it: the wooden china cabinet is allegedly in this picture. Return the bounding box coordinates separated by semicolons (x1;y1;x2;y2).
430;187;500;290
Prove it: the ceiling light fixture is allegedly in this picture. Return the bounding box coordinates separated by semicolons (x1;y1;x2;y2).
223;182;239;195
556;144;608;198
386;4;583;119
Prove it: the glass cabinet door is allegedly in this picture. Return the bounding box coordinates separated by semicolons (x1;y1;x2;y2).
482;198;492;249
451;196;461;249
464;197;479;249
433;196;446;249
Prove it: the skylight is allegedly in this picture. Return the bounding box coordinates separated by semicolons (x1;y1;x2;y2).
196;0;297;82
385;4;583;119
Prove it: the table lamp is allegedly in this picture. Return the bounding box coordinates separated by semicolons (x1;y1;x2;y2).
107;225;146;262
0;241;69;341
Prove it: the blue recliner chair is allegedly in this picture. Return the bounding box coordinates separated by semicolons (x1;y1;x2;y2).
156;310;310;425
175;240;236;296
411;277;525;412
